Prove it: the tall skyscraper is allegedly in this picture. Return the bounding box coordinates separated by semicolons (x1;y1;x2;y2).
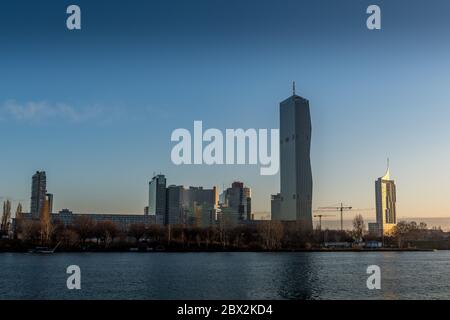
373;162;397;236
31;171;47;219
148;174;167;225
277;83;313;230
166;185;186;225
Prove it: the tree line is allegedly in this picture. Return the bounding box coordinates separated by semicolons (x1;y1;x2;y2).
1;207;446;251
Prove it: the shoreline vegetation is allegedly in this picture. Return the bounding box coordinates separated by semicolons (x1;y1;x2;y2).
1;214;448;253
0;247;437;253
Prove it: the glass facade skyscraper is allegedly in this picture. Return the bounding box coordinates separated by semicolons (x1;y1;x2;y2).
148;174;167;225
276;86;313;230
374;165;397;236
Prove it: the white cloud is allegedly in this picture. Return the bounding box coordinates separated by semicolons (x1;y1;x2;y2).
0;100;105;123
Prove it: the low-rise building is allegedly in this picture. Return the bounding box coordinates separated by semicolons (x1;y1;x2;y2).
14;209;155;232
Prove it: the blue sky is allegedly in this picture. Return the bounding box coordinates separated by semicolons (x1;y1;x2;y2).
1;0;450;219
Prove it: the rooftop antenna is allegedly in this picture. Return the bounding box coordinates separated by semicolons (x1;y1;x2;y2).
292;81;296;96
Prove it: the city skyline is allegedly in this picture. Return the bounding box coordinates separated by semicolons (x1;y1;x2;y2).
2;1;450;218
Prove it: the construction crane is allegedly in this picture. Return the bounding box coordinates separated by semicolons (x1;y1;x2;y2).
313;213;335;230
318;203;353;231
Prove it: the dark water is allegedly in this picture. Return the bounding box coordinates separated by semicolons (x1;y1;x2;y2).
1;251;449;299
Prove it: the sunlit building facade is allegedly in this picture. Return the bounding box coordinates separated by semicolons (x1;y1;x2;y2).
374;165;397;236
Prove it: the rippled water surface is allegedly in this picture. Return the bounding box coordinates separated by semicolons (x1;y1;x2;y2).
1;251;449;299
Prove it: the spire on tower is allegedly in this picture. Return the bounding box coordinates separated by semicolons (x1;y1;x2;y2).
382;157;390;180
292;81;296;96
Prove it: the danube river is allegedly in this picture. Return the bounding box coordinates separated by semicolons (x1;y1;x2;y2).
0;251;449;299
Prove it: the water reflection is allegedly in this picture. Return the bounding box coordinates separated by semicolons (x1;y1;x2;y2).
1;251;450;299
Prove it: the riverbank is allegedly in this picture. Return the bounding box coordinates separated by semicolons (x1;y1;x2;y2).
0;247;437;253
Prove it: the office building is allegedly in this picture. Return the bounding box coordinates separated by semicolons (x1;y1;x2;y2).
278;83;313;230
166;185;187;225
373;162;397;236
148;174;167;225
220;182;252;221
166;185;218;226
271;193;281;220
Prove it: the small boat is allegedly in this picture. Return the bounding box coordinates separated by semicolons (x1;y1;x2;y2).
28;241;61;254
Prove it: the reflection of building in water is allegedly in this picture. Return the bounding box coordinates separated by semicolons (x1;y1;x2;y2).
276;252;316;299
369;161;397;237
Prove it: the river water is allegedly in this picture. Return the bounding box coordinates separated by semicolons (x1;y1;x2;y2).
0;251;448;299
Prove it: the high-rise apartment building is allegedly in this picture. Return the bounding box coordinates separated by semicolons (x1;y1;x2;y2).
31;171;47;219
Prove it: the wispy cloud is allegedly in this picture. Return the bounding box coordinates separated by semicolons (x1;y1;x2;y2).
0;100;107;123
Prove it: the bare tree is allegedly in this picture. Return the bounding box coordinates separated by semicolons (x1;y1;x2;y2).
20;219;41;243
217;214;236;248
393;221;411;248
72;216;95;245
40;199;52;244
1;200;11;236
146;224;163;243
104;220;119;244
128;223;147;244
257;220;284;250
352;214;365;242
94;221;108;245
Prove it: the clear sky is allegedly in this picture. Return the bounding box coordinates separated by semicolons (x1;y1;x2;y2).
1;0;450;219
